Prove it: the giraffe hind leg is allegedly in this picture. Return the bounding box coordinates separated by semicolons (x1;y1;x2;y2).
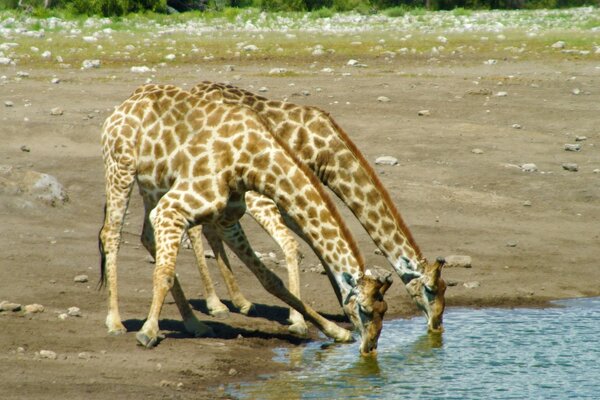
188;225;231;319
99;158;136;335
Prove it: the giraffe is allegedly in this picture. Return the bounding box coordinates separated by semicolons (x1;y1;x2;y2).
188;81;447;333
98;84;392;355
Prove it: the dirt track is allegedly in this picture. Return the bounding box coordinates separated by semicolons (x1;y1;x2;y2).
1;52;599;398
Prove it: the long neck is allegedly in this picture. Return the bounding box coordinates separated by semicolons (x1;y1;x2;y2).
244;149;364;298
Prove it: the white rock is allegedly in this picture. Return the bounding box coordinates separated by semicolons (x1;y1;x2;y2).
16;71;29;78
471;148;484;154
463;281;480;289
575;136;587;142
377;96;390;103
50;107;63;116
418;110;430;116
82;36;97;43
258;86;268;92
444;255;472;268
347;59;359;66
24;304;44;314
0;301;22;312
51;78;60;84
593;169;600;174
321;68;334;73
521;163;538;172
437;36;448;44
58;313;68;320
67;307;81;317
74;274;88;283
81;59;100;69
483;59;497;65
39;350;57;360
375;156;399;166
4;101;13;107
562;163;578;172
564;143;581;152
0;57;12;65
571;88;581;95
551;41;566;49
312;48;324;56
495;91;508;97
224;65;234;72
164;54;176;61
243;44;258;51
131;66;151;73
41;51;52;59
269;68;287;75
512;124;522;129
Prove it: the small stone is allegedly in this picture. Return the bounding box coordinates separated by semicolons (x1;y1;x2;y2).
81;59;100;69
523;200;532;207
418;110;430;116
571;88;581;95
74;274;88;283
495;91;508;97
4;101;13;107
0;301;22;312
203;249;215;259
512;124;522;129
51;78;60;84
258;86;268;92
78;352;91;360
39;350;57;359
321;67;334;73
224;65;234;72
50;107;63;116
575;136;587;142
377;96;390;103
17;347;25;353
58;313;68;320
466;88;492;96
374;249;383;256
24;304;44;314
506;241;518;247
463;281;480;289
0;57;12;65
521;163;538;172
67;307;81;317
228;368;238;376
593;169;600;174
130;66;151;73
347;59;359;66
375;156;398;166
444;255;472;268
243;44;258;52
562;163;578;172
160;380;174;388
564;143;581;152
551;41;566;49
268;68;287;75
447;280;459;287
20;145;31;152
471;148;484;154
164;54;176;61
16;71;29;78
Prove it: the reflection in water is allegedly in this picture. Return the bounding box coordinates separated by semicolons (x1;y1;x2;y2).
232;298;600;399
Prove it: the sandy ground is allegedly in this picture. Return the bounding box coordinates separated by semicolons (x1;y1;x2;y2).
1;51;599;399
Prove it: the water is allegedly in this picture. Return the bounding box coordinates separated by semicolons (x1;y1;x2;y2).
230;297;600;399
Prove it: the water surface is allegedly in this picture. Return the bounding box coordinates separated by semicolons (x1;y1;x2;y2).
231;297;600;399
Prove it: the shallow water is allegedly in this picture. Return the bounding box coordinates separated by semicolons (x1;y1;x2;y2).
230;297;600;399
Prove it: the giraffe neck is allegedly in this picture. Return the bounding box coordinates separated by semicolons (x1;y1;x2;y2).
192;82;424;279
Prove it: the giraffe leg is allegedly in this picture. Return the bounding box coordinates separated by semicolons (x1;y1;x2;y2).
99;160;136;335
187;225;230;319
203;228;254;316
246;192;307;336
218;222;353;343
140;200;214;337
136;202;212;348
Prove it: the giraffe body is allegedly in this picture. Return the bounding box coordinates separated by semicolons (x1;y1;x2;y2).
190;82;446;332
99;84;391;355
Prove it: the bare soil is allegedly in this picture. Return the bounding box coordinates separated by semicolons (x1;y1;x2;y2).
1;53;599;399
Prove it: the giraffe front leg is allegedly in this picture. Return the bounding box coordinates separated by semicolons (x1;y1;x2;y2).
220;223;353;343
136;205;187;348
188;225;230;319
245;192;307;336
204;226;254;316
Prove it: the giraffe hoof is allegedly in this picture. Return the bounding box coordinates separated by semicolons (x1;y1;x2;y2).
210;309;230;320
288;322;309;337
136;331;160;348
238;303;255;316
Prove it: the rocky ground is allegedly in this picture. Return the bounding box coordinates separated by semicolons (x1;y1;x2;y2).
1;9;600;399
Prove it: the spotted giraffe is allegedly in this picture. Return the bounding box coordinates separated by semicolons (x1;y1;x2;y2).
98;84;392;355
189;81;446;333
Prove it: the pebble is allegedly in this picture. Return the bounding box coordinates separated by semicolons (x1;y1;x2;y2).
551;41;566;49
506;241;518;247
4;100;13;107
228;368;238;376
81;59;100;69
243;44;258;51
321;67;334;73
418;109;430;116
0;57;12;65
562;163;578;172
67;307;82;317
571;88;581;95
203;249;215;259
224;64;234;72
512;124;522;129
58;313;68;320
20;145;30;152
444;255;472;268
258;86;268;92
495;91;508;97
269;68;287;75
523;200;532;207
471;148;484;154
463;281;480;289
375;156;398;166
575;136;587;142
24;304;44;314
51;78;60;84
593;169;600;174
16;71;29;78
564;143;581;152
74;274;88;283
130;66;151;73
521;163;538;172
0;301;22;312
377;96;390;103
39;350;57;360
466;88;492;96
347;59;359;66
50;107;63;116
78;352;92;360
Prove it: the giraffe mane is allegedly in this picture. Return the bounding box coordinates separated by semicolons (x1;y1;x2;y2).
251;111;367;271
316;108;424;261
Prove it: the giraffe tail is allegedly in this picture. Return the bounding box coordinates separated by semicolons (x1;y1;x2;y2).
97;203;107;289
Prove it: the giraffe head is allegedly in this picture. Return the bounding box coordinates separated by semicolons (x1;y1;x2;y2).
404;257;447;333
343;272;392;356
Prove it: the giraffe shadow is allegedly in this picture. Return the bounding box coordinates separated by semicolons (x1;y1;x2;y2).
122;318;310;344
189;298;349;324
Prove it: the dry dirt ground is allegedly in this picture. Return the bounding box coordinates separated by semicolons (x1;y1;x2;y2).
1;51;599;399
